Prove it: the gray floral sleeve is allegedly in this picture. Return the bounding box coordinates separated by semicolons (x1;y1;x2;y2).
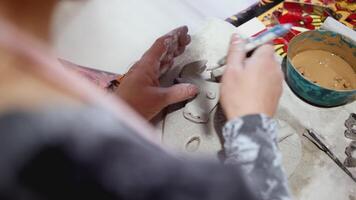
223;114;291;200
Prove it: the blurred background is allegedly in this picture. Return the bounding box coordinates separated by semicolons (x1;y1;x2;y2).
52;0;257;74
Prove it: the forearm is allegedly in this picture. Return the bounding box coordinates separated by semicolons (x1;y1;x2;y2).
59;59;121;90
223;114;291;200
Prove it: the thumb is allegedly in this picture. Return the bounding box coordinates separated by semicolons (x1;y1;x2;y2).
162;83;199;106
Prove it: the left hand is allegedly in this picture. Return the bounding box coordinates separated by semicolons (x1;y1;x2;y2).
115;26;198;120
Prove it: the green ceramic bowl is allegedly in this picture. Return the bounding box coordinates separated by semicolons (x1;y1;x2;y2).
286;30;356;107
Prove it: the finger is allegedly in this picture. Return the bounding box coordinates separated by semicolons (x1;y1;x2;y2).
175;46;186;57
184;34;191;46
175;34;190;56
160;60;174;76
177;26;190;46
251;44;275;60
227;34;246;70
169;26;189;45
250;44;279;71
141;35;171;66
161;53;174;64
169;26;190;55
162;83;199;106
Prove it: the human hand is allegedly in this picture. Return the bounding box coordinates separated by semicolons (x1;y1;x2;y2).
220;34;284;120
116;26;198;120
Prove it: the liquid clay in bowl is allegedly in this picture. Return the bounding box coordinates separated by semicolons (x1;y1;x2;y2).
286;30;356;107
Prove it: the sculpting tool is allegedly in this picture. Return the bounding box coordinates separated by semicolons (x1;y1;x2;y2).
304;129;356;183
210;23;292;79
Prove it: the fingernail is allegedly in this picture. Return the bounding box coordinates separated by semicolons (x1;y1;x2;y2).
233;39;247;51
231;33;239;43
232;38;243;45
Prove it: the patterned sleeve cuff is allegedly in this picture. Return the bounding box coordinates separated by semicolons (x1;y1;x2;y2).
222;114;278;166
222;114;291;200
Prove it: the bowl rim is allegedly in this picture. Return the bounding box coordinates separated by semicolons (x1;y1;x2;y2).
287;30;356;93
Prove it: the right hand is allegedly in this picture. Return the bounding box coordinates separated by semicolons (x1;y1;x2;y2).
220;34;284;120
